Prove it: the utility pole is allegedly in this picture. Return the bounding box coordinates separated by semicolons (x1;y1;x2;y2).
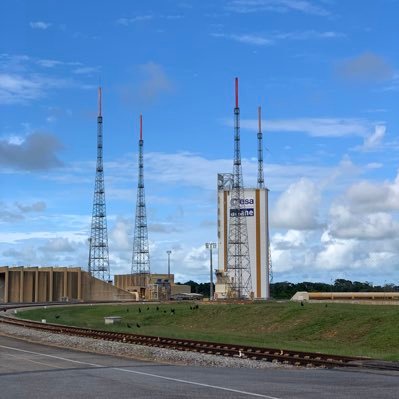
166;250;172;280
205;242;216;300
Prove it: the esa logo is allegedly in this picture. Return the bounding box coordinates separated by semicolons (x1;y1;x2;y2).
230;198;254;206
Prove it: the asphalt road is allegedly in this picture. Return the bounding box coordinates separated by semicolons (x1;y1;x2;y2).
0;335;398;399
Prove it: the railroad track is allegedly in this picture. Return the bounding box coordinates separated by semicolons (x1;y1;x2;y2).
0;313;368;369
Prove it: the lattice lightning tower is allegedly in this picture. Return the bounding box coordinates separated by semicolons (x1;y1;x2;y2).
131;115;151;279
257;106;265;189
257;106;273;286
88;87;110;281
227;78;252;298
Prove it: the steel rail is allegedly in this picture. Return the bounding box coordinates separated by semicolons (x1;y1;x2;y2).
0;314;366;369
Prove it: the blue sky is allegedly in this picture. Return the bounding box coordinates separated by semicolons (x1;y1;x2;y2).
1;0;398;285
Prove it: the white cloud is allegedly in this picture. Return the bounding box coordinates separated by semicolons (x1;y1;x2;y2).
118;62;174;105
315;235;359;270
138;62;174;102
72;66;100;75
366;162;383;170
39;237;76;253
0;201;46;223
117;15;154;25
226;0;330;16
0;73;42;104
211;32;274;46
116;15;183;25
345;172;399;213
238;117;371;137
0;230;87;245
274;30;344;40
337;52;394;83
271;178;321;230
0;73;71;104
15;201;46;213
328;205;399;240
109;217;131;251
273;230;309;249
357;124;386;151
0;54;98;104
36;59;63;68
29;21;52;30
212;30;343;46
0;132;63;170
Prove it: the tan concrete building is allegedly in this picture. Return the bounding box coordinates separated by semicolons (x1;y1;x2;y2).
114;273;191;300
0;266;135;304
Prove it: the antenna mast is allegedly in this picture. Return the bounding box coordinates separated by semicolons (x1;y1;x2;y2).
88;87;110;281
227;78;252;298
257;106;265;189
131;115;151;281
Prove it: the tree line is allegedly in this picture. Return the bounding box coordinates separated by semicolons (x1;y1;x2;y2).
178;279;399;300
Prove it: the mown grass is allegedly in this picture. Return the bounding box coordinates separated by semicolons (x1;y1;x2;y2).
17;301;399;361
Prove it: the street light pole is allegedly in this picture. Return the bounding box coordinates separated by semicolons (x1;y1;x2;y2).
166;250;172;280
205;242;216;300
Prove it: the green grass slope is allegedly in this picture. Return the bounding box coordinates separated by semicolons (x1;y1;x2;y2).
17;301;399;361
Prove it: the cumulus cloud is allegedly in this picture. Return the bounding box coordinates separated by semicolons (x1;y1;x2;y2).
0;132;63;170
345;173;399;213
298;171;399;277
337;52;394;83
328;205;399;240
315;234;359;270
271;178;321;230
273;230;309;250
109;217;131;250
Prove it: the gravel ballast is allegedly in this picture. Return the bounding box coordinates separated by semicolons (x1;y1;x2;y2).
0;320;290;369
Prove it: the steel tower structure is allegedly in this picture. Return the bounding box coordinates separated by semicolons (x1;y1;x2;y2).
257;106;265;189
131;115;150;280
257;106;273;291
88;87;110;281
227;78;252;298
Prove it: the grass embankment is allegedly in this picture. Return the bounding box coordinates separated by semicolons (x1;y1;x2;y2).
18;302;399;361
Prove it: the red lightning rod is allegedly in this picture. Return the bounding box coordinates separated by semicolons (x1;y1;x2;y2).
98;87;102;117
258;106;261;132
235;77;239;108
140;114;143;140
